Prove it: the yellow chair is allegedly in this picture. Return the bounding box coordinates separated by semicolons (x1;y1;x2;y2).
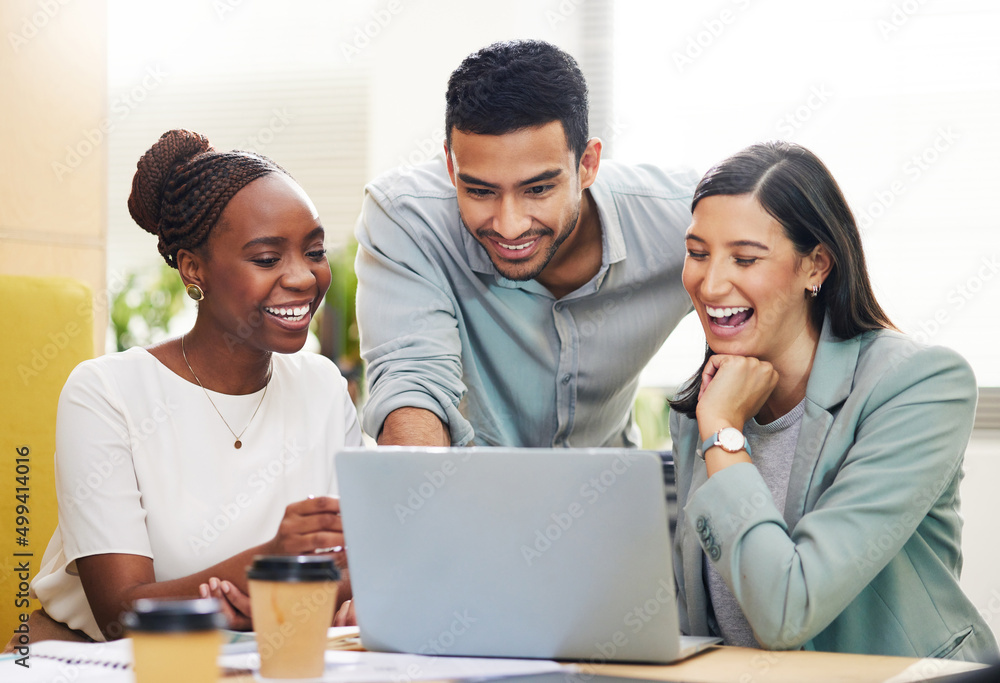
0;275;93;637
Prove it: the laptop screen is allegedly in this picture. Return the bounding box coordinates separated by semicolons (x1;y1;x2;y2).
336;447;688;663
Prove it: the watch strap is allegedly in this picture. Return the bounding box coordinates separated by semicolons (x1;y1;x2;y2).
699;429;751;459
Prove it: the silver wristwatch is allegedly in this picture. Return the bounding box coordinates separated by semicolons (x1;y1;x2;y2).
699;427;751;460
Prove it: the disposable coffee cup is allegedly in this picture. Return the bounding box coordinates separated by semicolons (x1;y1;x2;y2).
247;555;341;680
124;597;225;683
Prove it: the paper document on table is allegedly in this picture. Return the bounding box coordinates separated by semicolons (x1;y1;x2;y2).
217;647;564;682
221;625;363;650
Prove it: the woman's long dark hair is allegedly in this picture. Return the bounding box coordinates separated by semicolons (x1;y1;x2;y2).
670;141;894;418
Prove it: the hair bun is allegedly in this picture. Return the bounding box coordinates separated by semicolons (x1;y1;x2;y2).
128;129;214;236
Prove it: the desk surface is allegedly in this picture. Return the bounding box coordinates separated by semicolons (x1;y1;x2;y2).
221;640;987;683
578;646;985;683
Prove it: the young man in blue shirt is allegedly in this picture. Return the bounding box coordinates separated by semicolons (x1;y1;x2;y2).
356;39;696;447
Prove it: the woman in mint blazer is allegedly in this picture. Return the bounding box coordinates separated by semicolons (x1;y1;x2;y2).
669;141;998;662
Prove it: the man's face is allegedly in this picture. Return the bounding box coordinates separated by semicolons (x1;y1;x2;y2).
446;121;596;282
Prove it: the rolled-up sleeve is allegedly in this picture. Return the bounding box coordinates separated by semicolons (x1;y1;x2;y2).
354;184;474;445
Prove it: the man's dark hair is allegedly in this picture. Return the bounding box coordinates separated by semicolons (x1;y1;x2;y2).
445;40;589;161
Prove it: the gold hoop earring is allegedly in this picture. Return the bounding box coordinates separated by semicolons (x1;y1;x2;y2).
186;283;205;301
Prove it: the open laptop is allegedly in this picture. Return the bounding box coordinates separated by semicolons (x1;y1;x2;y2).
335;447;718;663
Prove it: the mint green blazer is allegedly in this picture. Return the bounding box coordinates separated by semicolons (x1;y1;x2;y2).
670;319;999;662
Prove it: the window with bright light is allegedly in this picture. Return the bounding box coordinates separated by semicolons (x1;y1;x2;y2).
613;0;1000;389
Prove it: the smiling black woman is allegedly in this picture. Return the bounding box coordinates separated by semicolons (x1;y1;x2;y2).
28;130;362;642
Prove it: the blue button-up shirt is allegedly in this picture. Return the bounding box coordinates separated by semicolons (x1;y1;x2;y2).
355;156;696;447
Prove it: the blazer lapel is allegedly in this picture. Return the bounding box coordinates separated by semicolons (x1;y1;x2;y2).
680;446;711;634
784;317;861;529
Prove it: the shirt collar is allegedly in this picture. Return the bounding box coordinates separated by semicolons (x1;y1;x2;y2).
587;172;627;265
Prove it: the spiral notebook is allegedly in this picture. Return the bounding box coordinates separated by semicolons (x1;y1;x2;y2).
0;639;132;682
2;631;562;682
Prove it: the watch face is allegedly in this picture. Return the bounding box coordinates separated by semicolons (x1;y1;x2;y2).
718;427;745;452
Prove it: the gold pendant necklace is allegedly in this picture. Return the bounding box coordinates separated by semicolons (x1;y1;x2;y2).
181;334;272;449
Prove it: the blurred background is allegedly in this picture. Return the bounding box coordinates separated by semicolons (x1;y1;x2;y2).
3;0;999;634
5;0;998;385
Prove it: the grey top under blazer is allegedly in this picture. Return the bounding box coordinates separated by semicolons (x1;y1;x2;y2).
671;317;999;662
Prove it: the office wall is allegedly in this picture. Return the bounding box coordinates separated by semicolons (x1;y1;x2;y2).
0;0;108;353
362;0;590;178
959;432;1000;641
102;0;597;322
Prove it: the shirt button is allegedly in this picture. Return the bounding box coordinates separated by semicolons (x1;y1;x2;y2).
554;302;563;311
561;374;571;384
